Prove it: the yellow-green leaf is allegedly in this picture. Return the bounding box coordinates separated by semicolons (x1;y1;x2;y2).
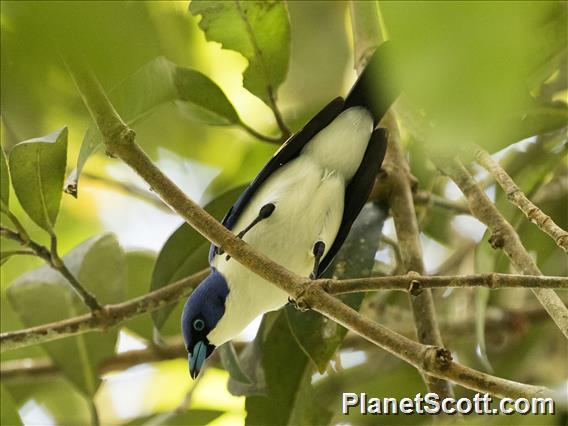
8;127;68;233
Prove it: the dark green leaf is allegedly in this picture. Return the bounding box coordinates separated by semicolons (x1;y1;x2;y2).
0;145;9;210
1;385;23;426
151;186;245;331
243;311;332;426
189;1;291;106
126;409;224;426
287;203;387;373
8;127;67;233
71;58;240;195
174;67;239;124
219;342;252;384
123;250;157;341
7;233;126;396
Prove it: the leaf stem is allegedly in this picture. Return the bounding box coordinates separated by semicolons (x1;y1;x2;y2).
239;121;283;144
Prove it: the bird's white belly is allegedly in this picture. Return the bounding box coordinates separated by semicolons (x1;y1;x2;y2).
206;107;374;347
207;157;345;346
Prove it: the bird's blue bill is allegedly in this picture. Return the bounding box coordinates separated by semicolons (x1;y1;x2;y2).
189;340;207;379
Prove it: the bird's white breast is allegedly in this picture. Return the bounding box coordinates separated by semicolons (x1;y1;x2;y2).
207;107;373;347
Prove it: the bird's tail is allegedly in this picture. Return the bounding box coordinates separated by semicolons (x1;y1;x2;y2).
344;41;400;124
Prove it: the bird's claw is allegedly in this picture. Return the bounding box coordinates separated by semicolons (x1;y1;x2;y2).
288;296;309;312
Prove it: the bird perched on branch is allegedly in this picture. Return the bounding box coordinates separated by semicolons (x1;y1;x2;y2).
182;42;399;379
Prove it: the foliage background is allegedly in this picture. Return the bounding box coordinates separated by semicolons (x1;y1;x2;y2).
1;1;567;425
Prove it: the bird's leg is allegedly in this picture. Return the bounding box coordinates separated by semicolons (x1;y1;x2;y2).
288;241;326;311
309;241;325;279
218;203;275;257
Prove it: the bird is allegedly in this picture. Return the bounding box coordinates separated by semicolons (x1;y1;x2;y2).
182;41;399;379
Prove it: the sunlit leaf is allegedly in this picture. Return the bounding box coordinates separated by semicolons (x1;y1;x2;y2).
7;234;126;396
189;0;291;106
70;58;240;196
0;250;32;266
0;145;9;210
126;409;224;426
0;385;23;426
151;186;245;331
287;203;388;373
8;127;67;233
123;250;157;341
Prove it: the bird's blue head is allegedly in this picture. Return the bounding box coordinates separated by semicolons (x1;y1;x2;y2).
181;268;229;379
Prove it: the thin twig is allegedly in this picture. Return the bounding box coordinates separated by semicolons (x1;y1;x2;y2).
413;190;471;215
53;50;558;400
439;158;568;339
0;226;102;311
475;148;568;252
324;273;568;294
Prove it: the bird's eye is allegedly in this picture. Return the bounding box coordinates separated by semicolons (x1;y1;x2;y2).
193;318;205;331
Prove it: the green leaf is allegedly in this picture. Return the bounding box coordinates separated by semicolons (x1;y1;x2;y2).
123;250;157;341
126;409;224;426
151;186;245;331
219;342;252;384
7;233;126;396
174;67;239;124
70;58;240;196
8;127;68;233
1;385;23;426
189;0;291;106
0;250;31;266
243;311;332;426
287;203;387;373
0;145;9;210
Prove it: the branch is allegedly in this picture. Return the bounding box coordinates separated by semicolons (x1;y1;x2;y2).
475;148;568;252
2;271;563;353
51;51;557;400
0;269;209;352
0;226;102;311
439;158;568;339
350;0;452;399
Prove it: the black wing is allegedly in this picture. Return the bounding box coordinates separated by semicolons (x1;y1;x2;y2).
316;128;388;276
209;97;345;262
